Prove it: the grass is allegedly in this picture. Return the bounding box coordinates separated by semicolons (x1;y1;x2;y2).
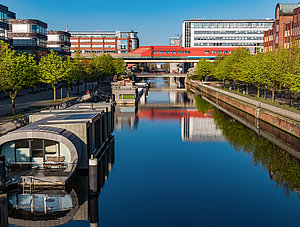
49;97;76;104
2;113;25;120
30;105;47;109
220;87;300;114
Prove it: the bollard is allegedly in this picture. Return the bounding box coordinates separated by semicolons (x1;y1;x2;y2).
0;194;8;227
89;194;99;227
89;158;98;194
0;155;6;189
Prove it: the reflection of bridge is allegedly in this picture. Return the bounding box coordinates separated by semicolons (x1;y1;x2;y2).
138;103;224;142
135;73;186;78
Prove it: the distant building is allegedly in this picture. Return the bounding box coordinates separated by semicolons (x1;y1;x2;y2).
8;19;48;56
0;4;16;42
169;35;181;46
264;3;300;51
70;30;139;57
47;30;71;56
182;19;273;53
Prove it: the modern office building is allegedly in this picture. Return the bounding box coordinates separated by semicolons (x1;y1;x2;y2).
8;19;48;56
0;4;16;42
70;30;139;57
47;30;71;56
264;3;300;51
182;19;273;53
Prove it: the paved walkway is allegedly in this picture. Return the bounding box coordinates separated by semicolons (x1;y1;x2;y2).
0;83;96;118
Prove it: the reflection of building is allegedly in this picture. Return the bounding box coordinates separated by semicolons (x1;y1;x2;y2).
47;30;71;56
70;30;139;57
264;3;300;51
182;19;273;53
181;117;224;142
8;19;48;56
114;106;139;130
0;4;16;42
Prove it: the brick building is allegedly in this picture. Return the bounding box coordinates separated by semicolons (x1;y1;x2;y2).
264;3;300;51
70;30;139;57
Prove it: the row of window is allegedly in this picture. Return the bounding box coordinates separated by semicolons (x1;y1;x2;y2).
205;50;231;54
0;11;14;22
71;34;116;38
153;50;190;54
194;42;263;46
191;22;273;29
194;36;263;41
194;30;265;35
12;38;47;47
78;50;117;54
75;39;116;43
72;44;116;48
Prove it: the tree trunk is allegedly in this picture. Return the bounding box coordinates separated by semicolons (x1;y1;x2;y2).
97;79;100;88
246;84;249;95
52;84;57;101
237;83;240;92
257;86;260;98
10;93;17;115
84;80;87;93
77;81;80;94
271;89;275;102
67;85;70;97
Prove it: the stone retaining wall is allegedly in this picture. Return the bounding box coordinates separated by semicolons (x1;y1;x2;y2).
189;80;300;138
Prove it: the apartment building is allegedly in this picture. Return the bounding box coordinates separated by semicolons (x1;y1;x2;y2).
47;30;71;56
8;19;48;56
0;4;16;42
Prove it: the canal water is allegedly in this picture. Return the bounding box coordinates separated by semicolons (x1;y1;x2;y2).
8;78;300;226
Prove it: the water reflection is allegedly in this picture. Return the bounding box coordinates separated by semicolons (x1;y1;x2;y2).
5;137;115;227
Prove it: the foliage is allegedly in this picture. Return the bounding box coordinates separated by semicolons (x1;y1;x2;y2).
0;41;37;114
194;58;213;81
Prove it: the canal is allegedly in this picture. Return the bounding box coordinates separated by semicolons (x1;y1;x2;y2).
8;78;300;226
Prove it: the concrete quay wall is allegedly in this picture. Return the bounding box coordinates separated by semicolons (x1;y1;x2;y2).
189;80;300;138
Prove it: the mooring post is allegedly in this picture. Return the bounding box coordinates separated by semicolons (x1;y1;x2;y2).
0;155;6;190
89;156;98;194
89;194;99;227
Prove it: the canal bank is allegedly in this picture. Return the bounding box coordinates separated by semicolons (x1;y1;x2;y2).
188;80;300;139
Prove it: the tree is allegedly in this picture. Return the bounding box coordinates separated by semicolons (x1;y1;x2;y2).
94;54;115;86
0;41;38;115
162;63;169;72
64;57;83;97
194;58;212;81
39;50;66;101
113;58;126;76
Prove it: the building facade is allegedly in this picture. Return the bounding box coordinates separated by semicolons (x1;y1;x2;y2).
169;35;182;46
70;30;139;57
0;4;16;42
47;30;71;56
264;3;300;51
182;19;273;53
8;19;48;56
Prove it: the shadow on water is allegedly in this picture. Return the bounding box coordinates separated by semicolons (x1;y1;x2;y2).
194;93;300;198
1;137;115;227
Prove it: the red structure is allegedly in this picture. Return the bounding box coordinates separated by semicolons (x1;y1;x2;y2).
138;109;213;120
130;46;239;58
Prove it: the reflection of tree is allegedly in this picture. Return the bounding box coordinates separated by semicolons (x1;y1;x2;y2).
195;96;214;113
213;108;300;196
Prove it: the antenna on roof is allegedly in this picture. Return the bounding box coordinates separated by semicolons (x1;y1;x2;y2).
66;25;69;32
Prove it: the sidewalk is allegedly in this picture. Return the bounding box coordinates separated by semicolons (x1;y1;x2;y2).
0;83;96;120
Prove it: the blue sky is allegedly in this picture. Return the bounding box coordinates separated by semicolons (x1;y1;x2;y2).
1;0;298;45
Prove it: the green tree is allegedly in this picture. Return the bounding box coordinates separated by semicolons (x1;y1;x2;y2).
113;58;126;76
94;54;115;86
194;58;212;81
0;41;38;115
39;50;66;101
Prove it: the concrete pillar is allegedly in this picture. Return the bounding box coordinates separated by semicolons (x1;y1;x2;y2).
0;194;8;227
0;155;6;189
89;194;99;227
89;158;98;195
